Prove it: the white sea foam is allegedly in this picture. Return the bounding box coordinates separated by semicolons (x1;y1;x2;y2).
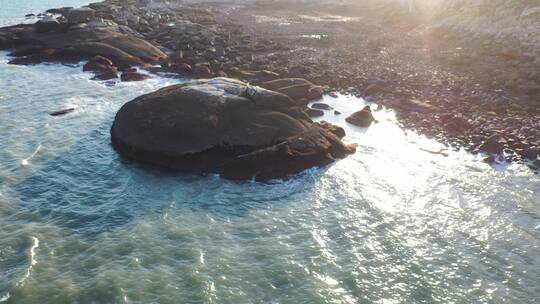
21;145;42;166
17;237;40;286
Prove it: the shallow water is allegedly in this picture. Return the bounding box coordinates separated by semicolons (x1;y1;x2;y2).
1;2;540;304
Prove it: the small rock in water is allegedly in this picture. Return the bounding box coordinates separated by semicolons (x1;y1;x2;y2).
483;155;496;164
346;106;375;127
334;110;341;115
311;103;333;110
120;71;149;82
49;107;75;116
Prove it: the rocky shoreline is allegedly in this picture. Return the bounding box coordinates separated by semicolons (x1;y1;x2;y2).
1;0;539;173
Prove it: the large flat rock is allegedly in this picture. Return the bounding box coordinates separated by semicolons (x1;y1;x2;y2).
111;78;356;180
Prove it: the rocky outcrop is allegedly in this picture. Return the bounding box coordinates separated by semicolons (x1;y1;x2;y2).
0;15;167;75
111;78;356;180
346;106;375;127
67;7;96;24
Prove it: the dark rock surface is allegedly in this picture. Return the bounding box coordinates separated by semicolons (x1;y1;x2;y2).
311;103;333;110
0;10;167;79
111;78;356;180
346;106;375;127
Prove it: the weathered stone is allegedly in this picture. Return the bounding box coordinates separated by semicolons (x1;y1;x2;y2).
346;106;375;127
34;16;60;33
111;78;355;180
67;7;95;24
120;71;149;82
311;103;333;110
479;134;506;154
261;78;323;103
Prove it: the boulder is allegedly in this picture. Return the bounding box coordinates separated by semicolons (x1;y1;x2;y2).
67;7;95;24
260;78;323;104
311;103;333;110
120;71;149;82
1;19;167;68
479;134;506;154
346;106;375;127
83;55;113;72
34;16;60;33
111;78;356;180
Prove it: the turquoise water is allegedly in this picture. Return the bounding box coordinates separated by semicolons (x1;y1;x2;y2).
1;2;540;303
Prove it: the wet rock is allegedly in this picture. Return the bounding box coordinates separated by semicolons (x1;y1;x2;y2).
328;91;339;98
174;63;193;75
120;71;149;82
111;78;355;180
483;155;496;164
440;113;470;133
92;68;118;80
306;108;324;118
46;7;72;15
49;107;75;116
479;134;506;154
194;63;212;78
334;110;341;115
1;19;167;68
318;121;346;138
260;78;323;104
67;7;95;24
346;106;375;127
83;55;113;72
34;16;60;33
521;147;539;160
362;83;384;96
311;103;333;110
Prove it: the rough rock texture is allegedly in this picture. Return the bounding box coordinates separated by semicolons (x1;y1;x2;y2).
67;7;96;24
260;78;324;104
111;78;356;180
0;18;167;69
346;106;375;127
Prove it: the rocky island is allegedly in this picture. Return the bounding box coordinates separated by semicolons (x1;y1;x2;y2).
111;78;355;180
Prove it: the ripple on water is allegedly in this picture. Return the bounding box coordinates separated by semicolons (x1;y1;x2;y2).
0;51;539;303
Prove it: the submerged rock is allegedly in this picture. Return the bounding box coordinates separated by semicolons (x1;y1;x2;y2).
346;106;375;127
111;78;356;180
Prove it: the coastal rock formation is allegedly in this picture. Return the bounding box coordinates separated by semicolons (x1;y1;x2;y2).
260;78;324;104
111;78;356;180
346;106;375;127
0;15;167;70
